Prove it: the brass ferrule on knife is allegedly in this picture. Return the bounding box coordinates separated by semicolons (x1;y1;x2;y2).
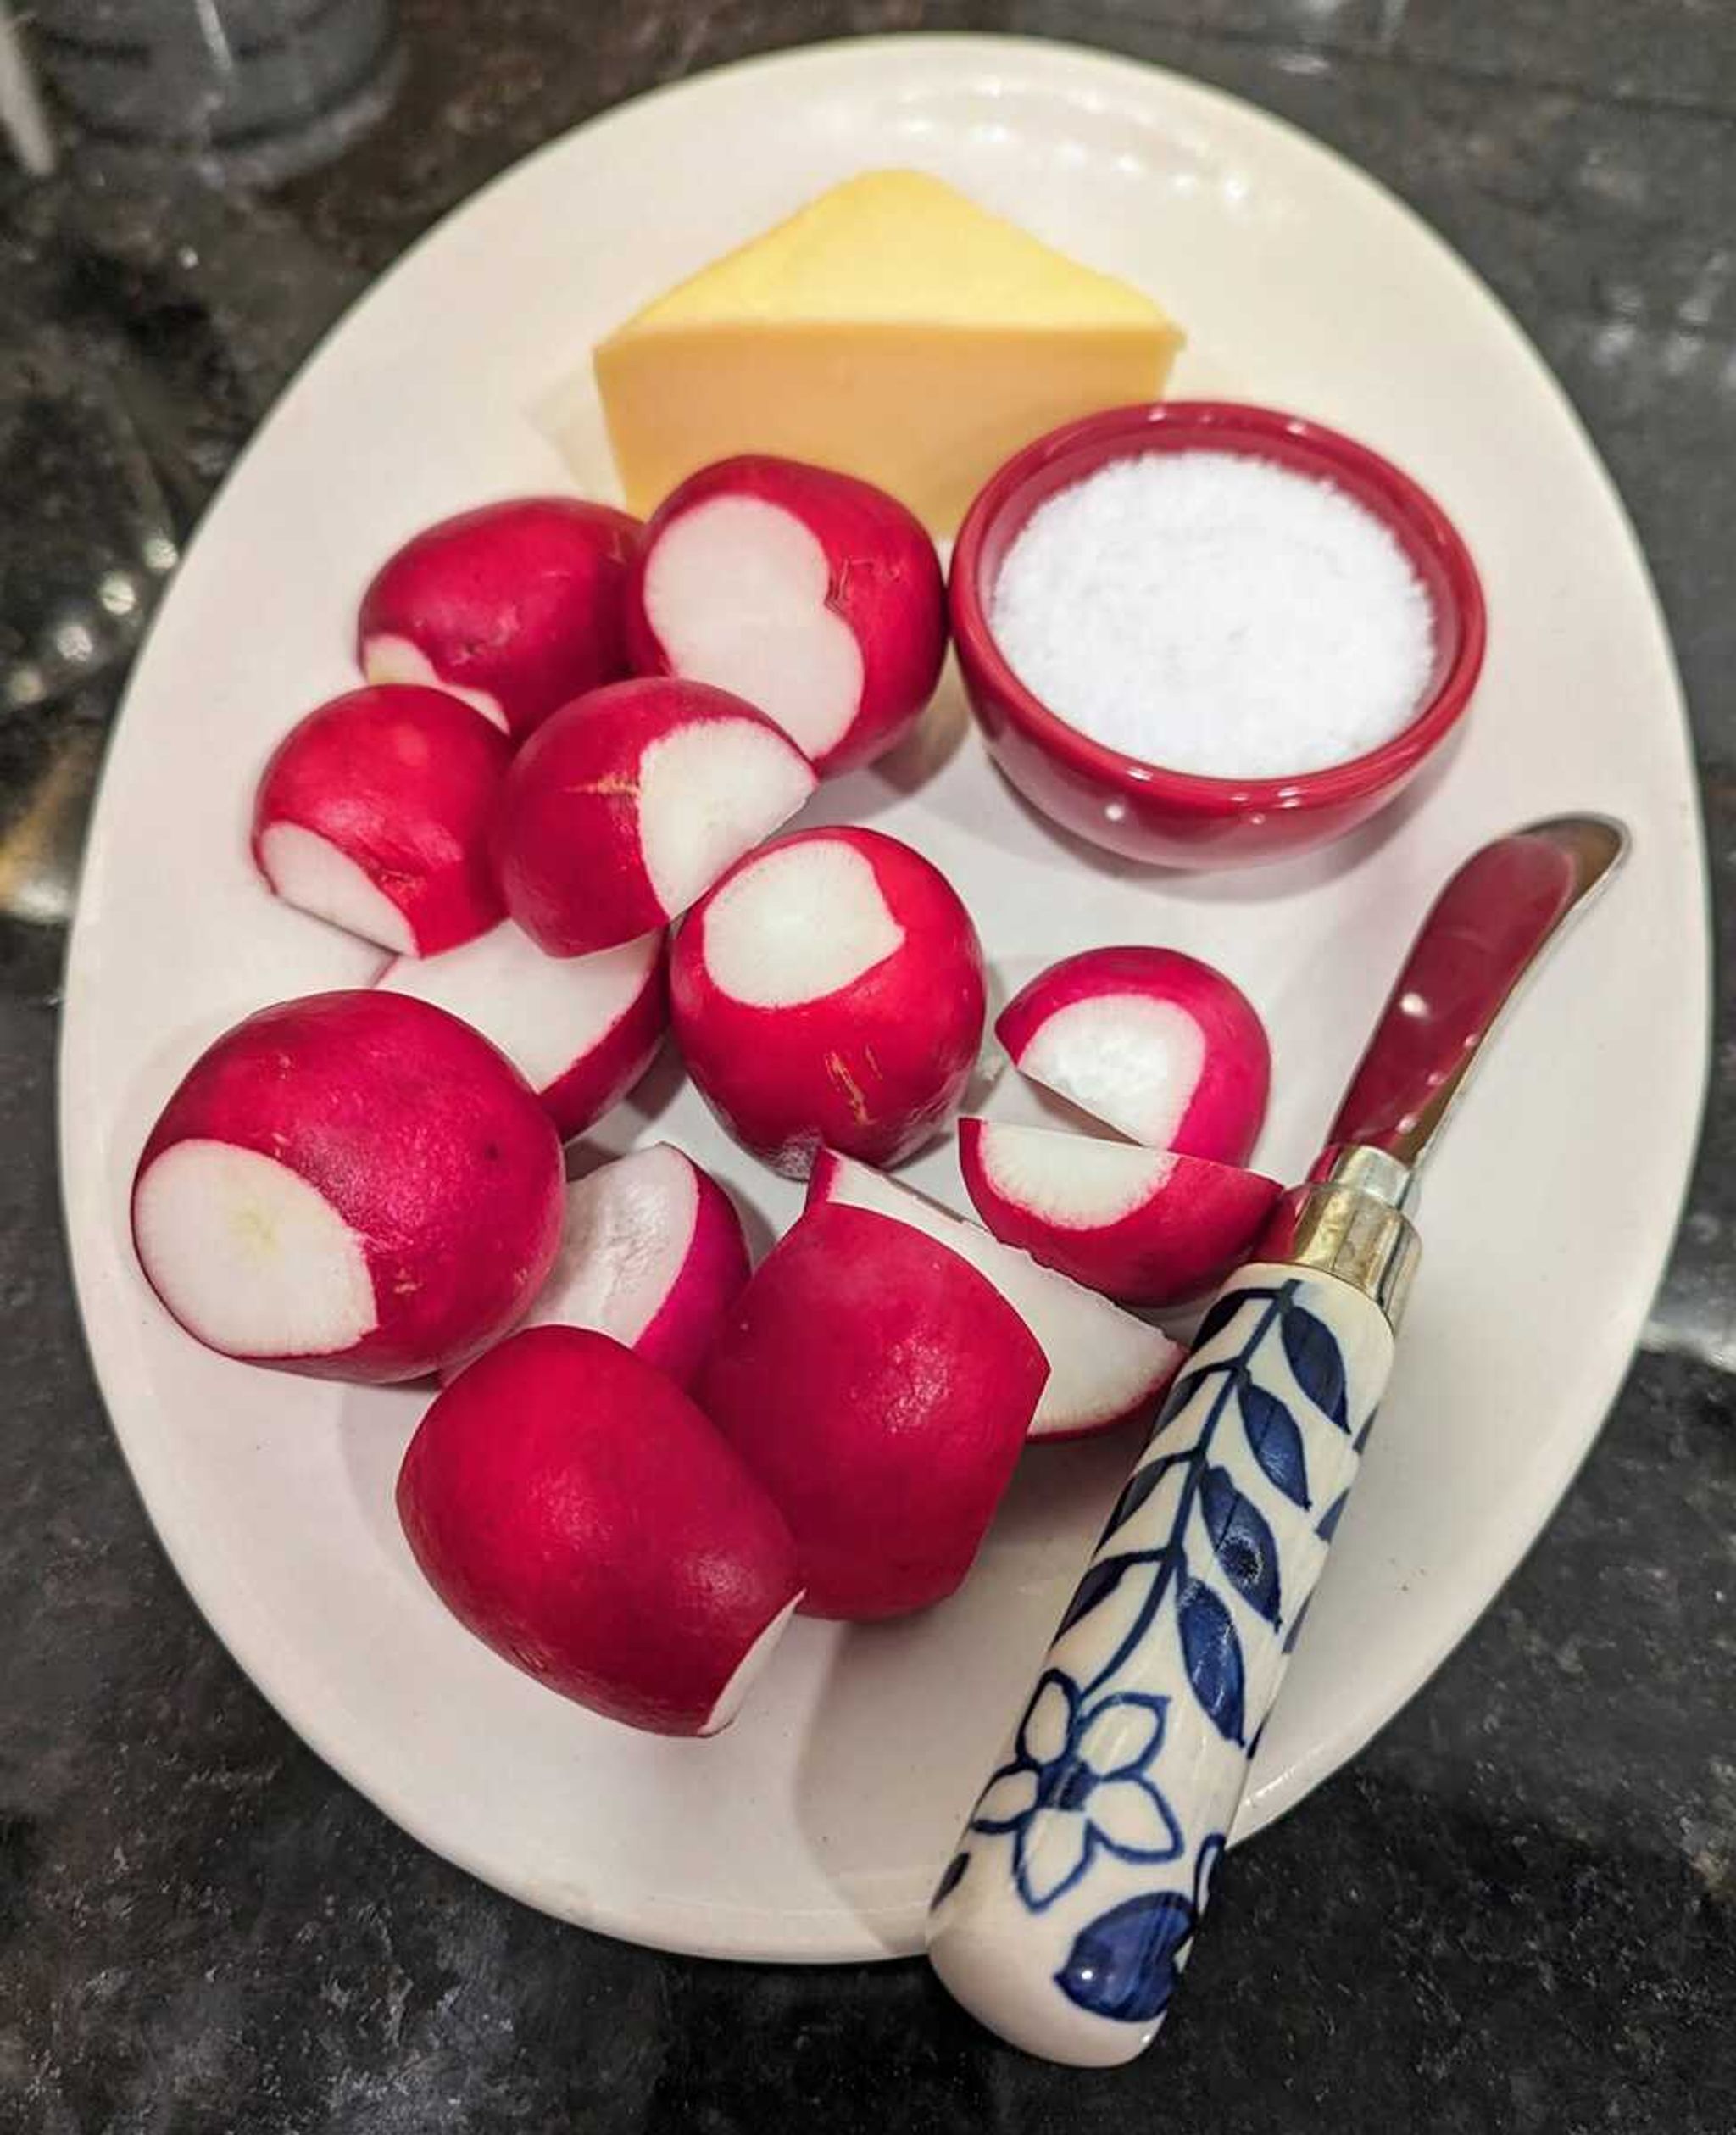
1255;1143;1422;1332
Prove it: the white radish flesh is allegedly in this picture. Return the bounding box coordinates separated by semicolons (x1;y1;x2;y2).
642;495;865;762
701;1594;802;1734
373;924;666;1141
514;1144;749;1388
636;717;816;921
255;823;417;957
698;836;904;1006
359;634;508;731
1020;995;1205;1152
131;1140;376;1358
996;946;1271;1166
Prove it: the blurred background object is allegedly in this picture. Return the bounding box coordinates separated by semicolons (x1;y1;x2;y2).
0;4;54;173
23;0;401;184
0;2;376;989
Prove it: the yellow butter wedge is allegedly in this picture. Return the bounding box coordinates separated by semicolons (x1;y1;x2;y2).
587;170;1183;532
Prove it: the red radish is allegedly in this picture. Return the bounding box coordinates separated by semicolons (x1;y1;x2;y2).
626;455;947;778
131;991;563;1383
997;946;1271;1164
252;684;510;956
697;1203;1047;1619
958;1118;1283;1307
358;497;641;739
493;677;815;956
670;827;985;1178
808;1151;1182;1441
373;923;666;1141
509;1144;749;1388
399;1326;801;1735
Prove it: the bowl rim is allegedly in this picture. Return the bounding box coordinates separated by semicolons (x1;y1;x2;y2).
948;399;1488;816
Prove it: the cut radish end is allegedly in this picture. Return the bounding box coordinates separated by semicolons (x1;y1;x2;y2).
252;685;510;956
494;678;816;956
626;456;947;779
131;991;564;1383
398;1326;802;1734
670;828;986;1176
511;1143;749;1388
700;836;904;1007
637;716;817;919
356;497;642;741
997;946;1271;1165
374;924;666;1140
1020;995;1205;1152
529;1148;698;1347
132;1138;377;1358
700;1593;802;1735
256;822;417;956
960;1118;1284;1309
359;633;509;731
642;495;864;762
808;1151;1182;1441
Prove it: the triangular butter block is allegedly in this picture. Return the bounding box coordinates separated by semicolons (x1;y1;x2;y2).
587;171;1182;532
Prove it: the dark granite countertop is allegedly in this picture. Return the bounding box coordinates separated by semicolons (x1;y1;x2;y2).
2;4;1732;2130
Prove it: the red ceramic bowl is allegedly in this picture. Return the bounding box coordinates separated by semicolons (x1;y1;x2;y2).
949;401;1487;868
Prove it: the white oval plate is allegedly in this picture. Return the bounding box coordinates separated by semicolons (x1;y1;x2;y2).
61;36;1706;1962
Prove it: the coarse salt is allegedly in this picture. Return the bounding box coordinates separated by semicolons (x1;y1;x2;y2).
989;451;1435;778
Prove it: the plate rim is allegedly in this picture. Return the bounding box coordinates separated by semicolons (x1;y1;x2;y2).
58;30;1711;1964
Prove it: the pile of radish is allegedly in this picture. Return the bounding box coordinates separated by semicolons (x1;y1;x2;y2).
129;458;1279;1741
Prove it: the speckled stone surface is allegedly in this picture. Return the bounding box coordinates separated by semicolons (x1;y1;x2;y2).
2;5;1733;2130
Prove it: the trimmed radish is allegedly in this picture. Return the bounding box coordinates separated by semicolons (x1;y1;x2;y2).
358;497;641;739
132;991;563;1383
958;1118;1283;1307
997;945;1271;1164
373;922;666;1140
509;1144;750;1388
252;684;510;955
670;827;985;1177
697;1203;1047;1619
399;1326;801;1735
493;677;815;956
626;455;947;778
808;1150;1182;1441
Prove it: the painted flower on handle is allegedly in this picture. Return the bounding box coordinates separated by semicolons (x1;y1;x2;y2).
971;1670;1183;1909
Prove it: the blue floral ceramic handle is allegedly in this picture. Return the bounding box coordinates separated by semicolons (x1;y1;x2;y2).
927;1262;1394;2067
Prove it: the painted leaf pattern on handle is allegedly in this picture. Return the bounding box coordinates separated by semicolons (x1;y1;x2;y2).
1281;1296;1350;1429
1239;1381;1310;1508
1199;1463;1282;1625
1054;1889;1198;2022
1056;1550;1153;1638
1099;1450;1189;1544
1176;1576;1245;1744
1054;1835;1227;2026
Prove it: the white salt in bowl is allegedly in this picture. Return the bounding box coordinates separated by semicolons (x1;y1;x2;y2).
949;400;1486;869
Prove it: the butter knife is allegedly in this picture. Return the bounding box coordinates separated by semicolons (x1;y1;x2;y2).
926;813;1628;2066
